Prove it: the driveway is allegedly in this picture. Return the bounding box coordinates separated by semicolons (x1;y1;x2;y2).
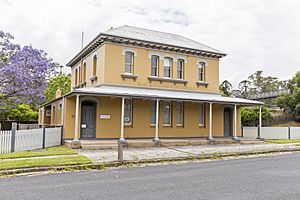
75;143;299;163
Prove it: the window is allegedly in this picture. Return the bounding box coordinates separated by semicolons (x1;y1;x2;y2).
93;55;97;76
163;57;172;78
125;52;134;74
79;67;82;83
151;55;159;76
150;101;156;125
75;69;78;85
163;101;171;125
176;102;183;126
83;63;86;82
177;59;184;79
124;99;132;125
198;62;205;81
199;103;205;126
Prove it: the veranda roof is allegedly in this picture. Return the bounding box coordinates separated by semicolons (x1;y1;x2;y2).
73;84;263;106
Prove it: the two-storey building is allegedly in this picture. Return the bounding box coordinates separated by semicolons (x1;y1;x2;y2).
39;25;263;146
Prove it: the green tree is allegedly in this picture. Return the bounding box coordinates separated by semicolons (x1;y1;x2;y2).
241;107;272;126
44;74;71;102
238;80;252;98
4;104;38;121
219;80;232;96
276;71;300;121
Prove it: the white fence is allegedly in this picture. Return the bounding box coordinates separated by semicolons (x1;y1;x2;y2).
243;126;300;139
0;126;62;154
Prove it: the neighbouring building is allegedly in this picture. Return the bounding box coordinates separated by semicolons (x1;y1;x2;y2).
39;25;263;146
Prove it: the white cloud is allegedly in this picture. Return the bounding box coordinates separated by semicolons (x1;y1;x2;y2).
0;0;299;85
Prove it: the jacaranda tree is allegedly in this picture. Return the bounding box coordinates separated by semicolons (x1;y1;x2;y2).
0;31;56;111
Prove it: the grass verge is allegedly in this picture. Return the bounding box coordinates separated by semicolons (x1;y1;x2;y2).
0;155;92;171
0;146;77;160
264;139;300;144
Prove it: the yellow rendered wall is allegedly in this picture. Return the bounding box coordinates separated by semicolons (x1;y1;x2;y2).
104;43;220;93
62;96;241;139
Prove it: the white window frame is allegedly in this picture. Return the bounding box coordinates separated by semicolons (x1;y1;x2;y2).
163;101;172;126
177;59;184;79
151;55;159;77
124;99;132;125
163;57;172;78
198;103;205;127
198;62;205;82
150;101;156;126
176;102;183;126
125;51;134;74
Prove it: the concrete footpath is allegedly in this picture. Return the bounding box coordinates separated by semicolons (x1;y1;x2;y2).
75;142;300;164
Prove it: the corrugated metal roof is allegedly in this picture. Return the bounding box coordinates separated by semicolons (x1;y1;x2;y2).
74;85;263;106
104;25;225;55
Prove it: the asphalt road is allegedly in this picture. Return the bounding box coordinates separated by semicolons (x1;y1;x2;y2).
1;153;300;200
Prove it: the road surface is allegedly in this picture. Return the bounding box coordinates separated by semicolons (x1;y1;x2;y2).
1;153;300;200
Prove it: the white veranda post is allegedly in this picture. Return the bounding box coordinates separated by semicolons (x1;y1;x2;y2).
154;99;160;143
233;104;238;140
208;103;213;140
73;94;80;143
258;105;262;139
119;97;125;142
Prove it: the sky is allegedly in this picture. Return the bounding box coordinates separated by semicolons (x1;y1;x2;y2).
1;0;300;87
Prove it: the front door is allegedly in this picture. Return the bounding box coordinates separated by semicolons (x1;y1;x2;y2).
81;101;96;139
224;108;232;137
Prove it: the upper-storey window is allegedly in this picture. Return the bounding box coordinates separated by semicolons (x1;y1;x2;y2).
125;51;134;74
79;66;82;83
177;59;184;79
83;63;86;82
151;55;159;76
93;55;97;76
198;62;205;82
164;57;172;78
75;68;78;85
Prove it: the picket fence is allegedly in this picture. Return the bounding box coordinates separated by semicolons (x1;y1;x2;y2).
243;126;300;139
0;126;62;154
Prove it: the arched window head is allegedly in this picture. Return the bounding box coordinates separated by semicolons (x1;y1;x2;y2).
125;51;134;74
163;57;172;78
93;55;97;76
198;62;205;81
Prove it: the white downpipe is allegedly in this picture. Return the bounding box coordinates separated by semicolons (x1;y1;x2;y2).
208;103;213;140
42;106;45;125
233;104;238;140
73;95;80;143
119;97;125;142
61;97;65;125
154;99;160;143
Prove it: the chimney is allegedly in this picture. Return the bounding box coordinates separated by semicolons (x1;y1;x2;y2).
55;88;62;99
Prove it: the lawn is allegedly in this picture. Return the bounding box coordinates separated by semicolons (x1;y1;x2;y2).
265;139;300;144
0;146;77;159
0;155;92;171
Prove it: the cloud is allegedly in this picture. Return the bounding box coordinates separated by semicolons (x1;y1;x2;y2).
0;0;299;84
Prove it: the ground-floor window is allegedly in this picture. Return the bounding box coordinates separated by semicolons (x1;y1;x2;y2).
198;103;205;127
150;101;156;125
163;101;171;125
124;99;132;125
175;102;183;126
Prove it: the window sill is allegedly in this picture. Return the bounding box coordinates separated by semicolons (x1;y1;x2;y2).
148;76;188;85
79;82;86;87
90;76;97;82
73;85;80;90
196;81;209;87
163;124;172;127
121;73;138;81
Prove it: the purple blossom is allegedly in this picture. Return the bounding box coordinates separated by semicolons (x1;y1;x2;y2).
0;31;56;110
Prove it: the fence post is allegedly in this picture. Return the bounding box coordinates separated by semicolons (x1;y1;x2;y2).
288;126;291;140
60;125;64;146
118;140;124;164
11;122;17;153
42;125;46;149
257;125;261;139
